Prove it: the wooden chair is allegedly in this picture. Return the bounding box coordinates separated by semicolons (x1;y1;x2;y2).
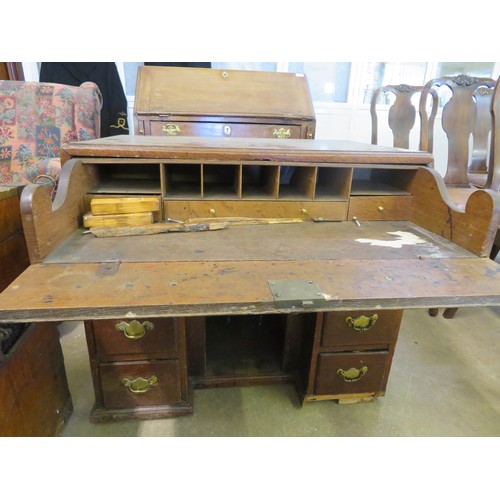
370;84;438;150
419;74;496;187
425;76;500;318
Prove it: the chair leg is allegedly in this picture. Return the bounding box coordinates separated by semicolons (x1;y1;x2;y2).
443;307;458;319
428;308;439;317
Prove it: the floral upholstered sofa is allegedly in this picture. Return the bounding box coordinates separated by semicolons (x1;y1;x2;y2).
0;80;102;185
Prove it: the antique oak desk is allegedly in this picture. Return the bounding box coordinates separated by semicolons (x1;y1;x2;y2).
0;135;499;423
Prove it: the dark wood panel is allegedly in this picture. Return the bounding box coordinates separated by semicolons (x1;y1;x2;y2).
0;233;29;293
321;310;403;347
0;323;72;436
99;359;183;408
89;318;178;356
0;192;23;241
315;351;390;396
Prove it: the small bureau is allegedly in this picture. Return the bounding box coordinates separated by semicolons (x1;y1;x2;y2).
133;65;316;140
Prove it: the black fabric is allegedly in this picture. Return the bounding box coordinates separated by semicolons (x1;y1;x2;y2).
39;62;129;138
144;62;211;68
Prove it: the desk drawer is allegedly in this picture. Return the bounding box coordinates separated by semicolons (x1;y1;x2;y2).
90;318;178;356
165;200;348;220
348;195;412;220
99;359;183;409
321;310;402;347
149;120;303;139
315;351;389;396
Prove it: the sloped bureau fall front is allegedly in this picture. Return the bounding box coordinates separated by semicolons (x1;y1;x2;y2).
0;136;499;423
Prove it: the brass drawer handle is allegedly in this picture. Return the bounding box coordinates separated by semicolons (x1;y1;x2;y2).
273;127;291;139
162;124;180;136
337;366;368;383
346;314;378;332
121;375;158;393
115;320;154;340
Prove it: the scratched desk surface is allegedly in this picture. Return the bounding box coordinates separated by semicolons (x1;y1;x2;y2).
45;221;473;264
1;220;498;322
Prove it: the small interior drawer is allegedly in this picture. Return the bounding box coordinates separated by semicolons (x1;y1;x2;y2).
348;195;412;220
315;351;390;396
321;310;402;347
164;200;348;220
90;318;178;356
99;359;183;409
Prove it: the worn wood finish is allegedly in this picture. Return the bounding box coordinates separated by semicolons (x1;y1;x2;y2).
134;66;316;139
20;159;98;263
88;318;178;356
408;168;500;257
0;186;29;293
2;135;499;418
314;351;391;396
1;256;498;323
43;221;473;265
61;136;434;166
0;188;24;241
321;310;403;347
0;233;30;292
0;323;72;436
85;316;192;422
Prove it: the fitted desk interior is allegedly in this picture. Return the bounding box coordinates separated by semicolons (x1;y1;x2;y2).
0;136;499;422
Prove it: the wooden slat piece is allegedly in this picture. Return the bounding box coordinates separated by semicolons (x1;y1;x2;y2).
90;196;160;215
83;212;154;228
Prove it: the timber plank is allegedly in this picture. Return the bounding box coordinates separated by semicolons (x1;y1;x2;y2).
0;258;498;322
